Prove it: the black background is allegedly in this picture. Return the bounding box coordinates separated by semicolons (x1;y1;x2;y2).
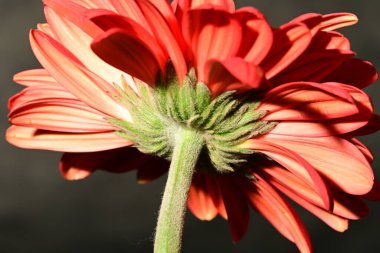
0;0;379;252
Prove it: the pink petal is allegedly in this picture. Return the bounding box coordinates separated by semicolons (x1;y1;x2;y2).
235;7;273;64
259;134;374;195
182;7;241;81
243;175;312;253
30;29;132;122
205;57;265;96
243;139;332;210
13;69;57;87
261;23;312;79
6;126;132;152
218;176;250;243
188;173;218;221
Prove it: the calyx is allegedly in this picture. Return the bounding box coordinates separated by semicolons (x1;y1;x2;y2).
109;69;277;173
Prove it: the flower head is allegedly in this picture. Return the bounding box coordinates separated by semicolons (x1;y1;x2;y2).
7;0;380;252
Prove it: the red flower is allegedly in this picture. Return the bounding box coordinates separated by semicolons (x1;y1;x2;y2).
7;0;380;252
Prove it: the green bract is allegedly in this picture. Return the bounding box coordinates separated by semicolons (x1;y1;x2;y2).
109;69;277;174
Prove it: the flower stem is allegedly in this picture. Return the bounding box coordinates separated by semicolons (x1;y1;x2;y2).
154;127;204;253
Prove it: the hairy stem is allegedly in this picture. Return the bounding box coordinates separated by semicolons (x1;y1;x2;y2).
154;127;204;253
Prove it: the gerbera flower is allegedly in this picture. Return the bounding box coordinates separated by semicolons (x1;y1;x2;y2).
7;0;380;252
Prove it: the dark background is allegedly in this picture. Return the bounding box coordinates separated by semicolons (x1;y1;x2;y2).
1;0;379;252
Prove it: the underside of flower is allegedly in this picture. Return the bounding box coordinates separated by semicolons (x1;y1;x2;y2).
109;68;277;174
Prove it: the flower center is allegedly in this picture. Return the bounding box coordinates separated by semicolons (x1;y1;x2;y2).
109;69;277;174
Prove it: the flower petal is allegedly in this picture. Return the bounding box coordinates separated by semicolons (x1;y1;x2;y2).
205;57;265;95
135;0;188;81
13;69;57;87
88;12;167;85
188;173;218;221
289;13;358;34
10;100;114;133
322;58;378;89
260;82;359;121
30;29;132;122
261;23;312;79
244;139;332;210
319;13;358;31
235;7;273;64
136;156;169;184
260;134;374;195
270;50;353;85
60;147;147;180
244;175;312;253
219;176;250;243
44;6;135;87
6;126;131;152
261;164;368;221
182;7;241;81
267;83;373;137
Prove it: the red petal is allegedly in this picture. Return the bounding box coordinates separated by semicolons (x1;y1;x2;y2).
235;7;273;64
136;157;169;184
43;0;101;37
260;134;374;195
44;6;132;86
261;82;358;121
30;30;132;122
218;176;250;243
265;83;373;137
60;148;147;180
6;126;131;152
307;31;350;51
261;164;368;220
13;69;57;87
289;13;358;34
243;175;312;253
244;139;332;210
135;0;188;81
271;50;353;85
182;7;241;81
261;23;312;79
188;173;218;221
91;28;164;85
205;57;265;95
319;13;358;31
363;182;380;201
322;58;378;89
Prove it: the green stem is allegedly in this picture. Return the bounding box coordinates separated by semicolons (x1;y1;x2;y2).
154;128;204;253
